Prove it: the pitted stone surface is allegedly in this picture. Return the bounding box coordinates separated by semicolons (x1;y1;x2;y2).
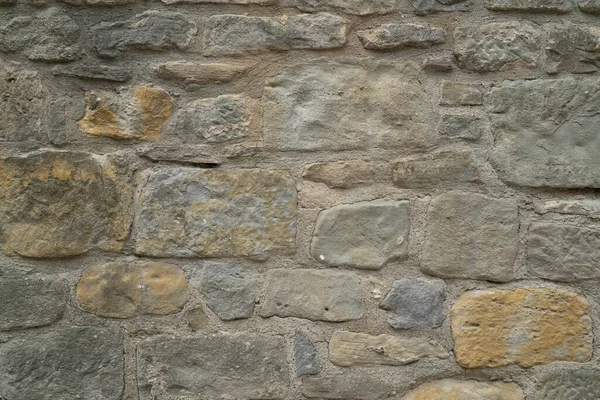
546;23;600;74
579;0;600;11
310;199;410;270
536;370;600;400
357;24;445;50
413;0;471;14
134;168;296;258
401;379;525;400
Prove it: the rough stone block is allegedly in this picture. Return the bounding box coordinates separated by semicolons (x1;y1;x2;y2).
440;81;483;106
451;288;593;368
413;0;471;14
303;160;374;189
52;64;131;82
294;330;321;376
401;379;525;400
310;200;410;270
156;61;249;84
579;0;600;12
284;0;401;15
533;199;600;219
438;114;484;140
546;23;600;74
357;24;445;50
302;374;395;400
164;0;272;4
536;369;600;400
485;0;571;11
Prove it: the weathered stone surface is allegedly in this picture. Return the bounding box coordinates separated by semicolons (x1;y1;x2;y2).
79;87;174;140
357;24;445;50
533;199;600;219
527;223;600;282
0;327;124;399
303;160;374;189
186;306;209;331
0;273;68;331
92;11;197;58
52;64;131;82
413;0;471;14
284;0;401;15
380;278;446;329
488;78;600;188
451;288;593;368
176;94;249;144
579;0;600;12
392;150;480;188
0;0;16;5
423;54;454;71
310;200;410;270
0;8;81;62
303;374;395;400
329;331;448;367
204;14;349;56
485;0;571;11
421;191;519;282
536;370;600;400
137;332;289;399
259;269;363;322
77;261;188;318
134;168;296;259
264;61;434;151
454;23;541;72
0;151;131;258
191;262;258;320
438;114;484;140
440;81;483;106
58;0;138;5
137;143;258;165
294;330;321;376
546;23;600;74
156;61;249;84
401;379;525;400
164;0;272;4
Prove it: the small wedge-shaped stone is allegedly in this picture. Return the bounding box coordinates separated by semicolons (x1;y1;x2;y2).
204;13;349;56
358;23;445;50
156;61;249;84
77;261;188;318
79;86;174;140
294;330;321;376
485;0;571;11
329;331;448;367
401;379;524;400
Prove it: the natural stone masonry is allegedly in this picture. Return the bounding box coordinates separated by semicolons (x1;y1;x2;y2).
546;23;600;74
137;332;289;399
310;200;410;270
52;64;132;82
380;278;446;329
156;61;249;84
533;199;600;219
259;269;363;322
401;379;525;400
303;160;374;188
421;191;519;282
294;330;321;376
79;86;174;140
488;78;600;188
0;151;131;258
527;223;600;281
438;114;484;140
76;261;188;318
485;0;571;12
329;331;448;367
0;327;124;400
440;81;483;106
264;61;435;151
536;369;600;400
302;374;395;400
203;13;350;56
357;24;445;51
451;288;593;368
134;168;296;258
579;0;600;12
413;0;471;14
164;0;272;4
284;0;402;15
454;22;541;72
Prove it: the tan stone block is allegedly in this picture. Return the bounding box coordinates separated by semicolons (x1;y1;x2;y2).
401;379;524;400
303;160;374;189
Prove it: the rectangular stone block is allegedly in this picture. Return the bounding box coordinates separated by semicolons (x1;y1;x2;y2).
451;288;593;368
283;0;401;15
440;81;483;106
402;379;524;400
546;23;600;74
357;23;445;50
303;374;395;400
536;370;600;400
533;199;600;219
133;168;296;259
156;61;250;84
203;13;349;56
485;0;571;12
264;61;435;151
137;332;289;399
259;269;363;322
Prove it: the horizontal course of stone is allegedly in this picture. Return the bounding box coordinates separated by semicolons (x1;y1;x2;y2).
0;0;599;399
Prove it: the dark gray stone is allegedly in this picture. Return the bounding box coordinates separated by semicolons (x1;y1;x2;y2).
485;0;571;11
302;374;395;400
310;200;410;270
379;278;446;329
528;223;600;282
413;0;471;14
203;13;349;56
52;64;131;82
92;11;197;58
192;262;259;320
438;114;484;140
579;0;600;12
0;327;124;400
537;369;600;400
137;332;289;399
294;330;321;376
546;23;600;74
357;23;445;50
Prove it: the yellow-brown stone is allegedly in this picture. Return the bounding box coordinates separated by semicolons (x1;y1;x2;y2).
76;261;188;318
451;288;593;368
78;86;173;140
401;379;524;400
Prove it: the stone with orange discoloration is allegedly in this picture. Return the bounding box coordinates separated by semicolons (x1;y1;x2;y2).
451;288;593;368
78;86;173;140
76;261;188;318
401;379;524;400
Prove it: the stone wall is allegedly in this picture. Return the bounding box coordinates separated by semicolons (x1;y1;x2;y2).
0;0;599;398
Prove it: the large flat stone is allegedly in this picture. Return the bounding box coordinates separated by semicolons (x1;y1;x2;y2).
283;0;401;15
488;78;600;188
264;61;435;151
259;269;363;322
310;200;410;270
536;369;600;400
302;374;395;400
451;288;593;368
0;151;131;258
421;191;519;282
137;332;289;399
0;327;124;399
401;379;524;400
546;23;600;74
134;168;296;259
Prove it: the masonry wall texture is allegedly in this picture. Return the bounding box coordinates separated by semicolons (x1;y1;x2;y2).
0;0;599;399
